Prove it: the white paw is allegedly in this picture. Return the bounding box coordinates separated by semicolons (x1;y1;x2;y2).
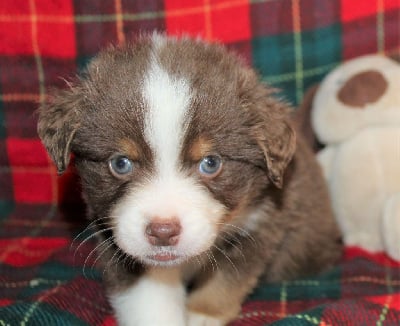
187;312;224;326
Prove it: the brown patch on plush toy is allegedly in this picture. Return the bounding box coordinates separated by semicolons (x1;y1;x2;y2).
337;70;388;108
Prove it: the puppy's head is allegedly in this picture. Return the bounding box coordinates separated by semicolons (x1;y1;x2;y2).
38;35;296;267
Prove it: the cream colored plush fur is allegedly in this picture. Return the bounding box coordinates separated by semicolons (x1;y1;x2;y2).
312;54;400;261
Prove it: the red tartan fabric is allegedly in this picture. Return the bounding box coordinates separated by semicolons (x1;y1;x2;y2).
0;1;400;325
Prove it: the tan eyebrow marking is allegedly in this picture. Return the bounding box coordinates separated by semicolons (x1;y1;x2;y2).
118;138;141;160
188;136;214;161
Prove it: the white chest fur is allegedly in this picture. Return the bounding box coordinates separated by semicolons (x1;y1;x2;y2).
110;267;186;326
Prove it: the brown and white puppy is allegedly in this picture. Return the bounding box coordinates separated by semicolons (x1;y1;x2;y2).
38;34;342;326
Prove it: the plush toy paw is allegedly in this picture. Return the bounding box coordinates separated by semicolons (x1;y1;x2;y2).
316;146;336;181
383;193;400;261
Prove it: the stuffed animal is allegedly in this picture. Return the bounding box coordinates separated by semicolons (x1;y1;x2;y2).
311;54;400;261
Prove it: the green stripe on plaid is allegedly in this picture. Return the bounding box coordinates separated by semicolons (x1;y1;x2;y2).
74;12;164;23
252;33;297;104
252;23;342;106
19;262;98;297
0;302;89;326
249;267;341;301
272;307;325;326
0;201;14;222
76;55;94;73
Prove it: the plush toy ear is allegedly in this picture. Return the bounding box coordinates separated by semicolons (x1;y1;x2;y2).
256;120;297;189
37;90;82;174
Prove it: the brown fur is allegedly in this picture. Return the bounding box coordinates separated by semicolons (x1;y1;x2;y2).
293;84;322;152
38;35;342;324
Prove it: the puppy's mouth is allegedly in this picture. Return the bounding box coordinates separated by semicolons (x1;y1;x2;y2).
149;253;179;262
144;248;185;266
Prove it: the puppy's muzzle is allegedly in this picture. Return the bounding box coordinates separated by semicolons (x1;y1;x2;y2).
145;218;181;246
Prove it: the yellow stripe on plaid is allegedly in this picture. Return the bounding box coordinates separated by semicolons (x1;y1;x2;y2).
293;313;322;325
114;0;125;44
0;0;250;24
0;62;339;105
28;0;59;207
343;276;400;286
376;295;392;326
280;282;288;318
376;0;385;53
29;0;46;105
0;13;162;23
204;0;213;40
20;284;63;326
0;207;59;264
291;0;304;104
0;279;65;289
262;62;339;84
0;93;42;102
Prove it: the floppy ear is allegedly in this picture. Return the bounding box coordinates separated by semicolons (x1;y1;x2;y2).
37;90;82;174
256;120;296;189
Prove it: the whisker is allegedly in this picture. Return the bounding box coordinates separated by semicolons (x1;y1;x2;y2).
218;234;246;263
126;256;138;272
91;238;116;270
70;216;110;250
194;255;205;272
73;227;115;261
117;252;134;276
82;238;112;279
213;244;239;277
219;229;244;249
217;222;258;247
205;249;219;272
103;247;124;277
105;247;122;268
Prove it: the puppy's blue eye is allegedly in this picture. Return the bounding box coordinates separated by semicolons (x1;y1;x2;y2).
109;156;133;177
199;155;222;177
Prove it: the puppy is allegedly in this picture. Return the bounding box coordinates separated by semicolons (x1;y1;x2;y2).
38;34;342;326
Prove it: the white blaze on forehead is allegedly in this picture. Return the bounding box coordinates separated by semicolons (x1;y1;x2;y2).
143;54;191;175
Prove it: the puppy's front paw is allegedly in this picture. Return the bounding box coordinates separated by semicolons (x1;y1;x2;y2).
187;312;224;326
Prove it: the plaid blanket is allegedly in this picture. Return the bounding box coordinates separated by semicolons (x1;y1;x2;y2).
1;0;399;325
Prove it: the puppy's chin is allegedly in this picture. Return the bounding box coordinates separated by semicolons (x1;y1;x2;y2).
111;175;225;268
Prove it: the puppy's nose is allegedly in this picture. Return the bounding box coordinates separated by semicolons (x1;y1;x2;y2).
145;218;181;246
